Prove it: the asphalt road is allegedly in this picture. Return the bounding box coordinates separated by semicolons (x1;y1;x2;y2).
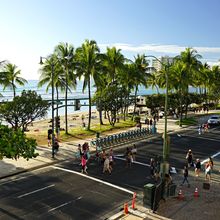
0;125;219;220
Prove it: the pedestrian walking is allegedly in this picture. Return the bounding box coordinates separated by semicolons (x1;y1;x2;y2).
75;144;83;164
54;138;59;155
205;161;211;181
131;144;137;161
181;166;190;187
203;123;209;132
47;129;52;147
109;148;114;168
208;157;214;169
81;154;88;174
205;157;213;181
103;154;111;174
125;147;132;168
195;158;201;177
186;149;194;168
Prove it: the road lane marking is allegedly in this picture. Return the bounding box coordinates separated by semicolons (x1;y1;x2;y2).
201;152;220;165
114;156;150;167
17;184;55;198
48;197;82;212
183;134;220;142
52;166;134;195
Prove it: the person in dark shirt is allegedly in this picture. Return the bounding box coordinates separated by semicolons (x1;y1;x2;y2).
181;166;190;187
186;149;194;168
195;158;201;177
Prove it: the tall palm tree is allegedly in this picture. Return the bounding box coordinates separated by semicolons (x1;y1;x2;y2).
75;39;101;130
175;48;202;117
130;54;149;118
147;71;160;94
102;47;125;84
38;54;66;122
100;47;126;120
169;60;187;126
1;63;27;97
209;65;220;103
54;42;76;134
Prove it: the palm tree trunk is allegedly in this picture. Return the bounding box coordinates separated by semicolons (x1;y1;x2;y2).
132;85;138;120
56;86;59;119
65;72;68;134
88;77;91;130
179;90;183;127
56;86;59;136
13;83;16;98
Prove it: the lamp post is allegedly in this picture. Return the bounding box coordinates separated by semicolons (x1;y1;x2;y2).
40;56;57;158
145;55;170;177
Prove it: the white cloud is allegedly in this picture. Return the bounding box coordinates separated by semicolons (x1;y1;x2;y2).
1;42;220;80
99;43;220;55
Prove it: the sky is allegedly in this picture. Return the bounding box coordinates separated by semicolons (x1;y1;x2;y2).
1;0;220;80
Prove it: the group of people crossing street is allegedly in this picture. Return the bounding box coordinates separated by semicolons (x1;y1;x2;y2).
181;149;214;186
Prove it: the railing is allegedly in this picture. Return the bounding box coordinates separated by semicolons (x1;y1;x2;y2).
90;128;153;151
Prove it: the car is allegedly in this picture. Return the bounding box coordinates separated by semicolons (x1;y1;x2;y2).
207;115;220;125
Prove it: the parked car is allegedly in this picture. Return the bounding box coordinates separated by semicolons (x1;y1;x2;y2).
207;115;220;125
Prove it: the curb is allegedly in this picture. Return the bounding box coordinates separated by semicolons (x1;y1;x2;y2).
0;158;68;180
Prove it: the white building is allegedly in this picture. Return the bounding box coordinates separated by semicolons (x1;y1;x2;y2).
152;56;174;72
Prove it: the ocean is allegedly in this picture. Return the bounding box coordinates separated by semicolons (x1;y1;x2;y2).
0;80;196;118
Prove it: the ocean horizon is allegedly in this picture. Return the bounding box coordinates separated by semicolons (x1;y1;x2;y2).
0;80;196;118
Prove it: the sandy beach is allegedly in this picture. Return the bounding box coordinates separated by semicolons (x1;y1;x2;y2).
26;106;136;145
25;110;101;145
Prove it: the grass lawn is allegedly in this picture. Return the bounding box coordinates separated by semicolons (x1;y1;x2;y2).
26;119;136;146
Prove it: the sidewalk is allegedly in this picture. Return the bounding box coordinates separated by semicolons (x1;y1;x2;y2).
156;155;220;220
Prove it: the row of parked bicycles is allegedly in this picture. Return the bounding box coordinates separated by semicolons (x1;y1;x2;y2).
90;127;152;150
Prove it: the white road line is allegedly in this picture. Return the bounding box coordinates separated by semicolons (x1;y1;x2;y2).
17;184;55;198
48;197;82;212
114;156;150;167
184;134;220;142
52;166;134;195
201;152;220;165
48;201;72;212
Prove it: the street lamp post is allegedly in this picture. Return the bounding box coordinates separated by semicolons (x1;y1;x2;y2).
40;56;56;158
145;55;170;177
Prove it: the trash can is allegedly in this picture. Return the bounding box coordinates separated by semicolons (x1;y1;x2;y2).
167;183;177;197
143;183;156;209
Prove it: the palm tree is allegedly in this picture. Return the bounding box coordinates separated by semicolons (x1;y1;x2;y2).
1;63;27;97
130;54;149;118
54;42;76;134
75;39;101;130
102;47;125;84
38;54;66;123
209;65;220;105
147;71;160;94
175;48;202;117
100;47;125;120
169;60;187;126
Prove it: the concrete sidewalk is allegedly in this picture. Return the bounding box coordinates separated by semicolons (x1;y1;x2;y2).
156;155;220;220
